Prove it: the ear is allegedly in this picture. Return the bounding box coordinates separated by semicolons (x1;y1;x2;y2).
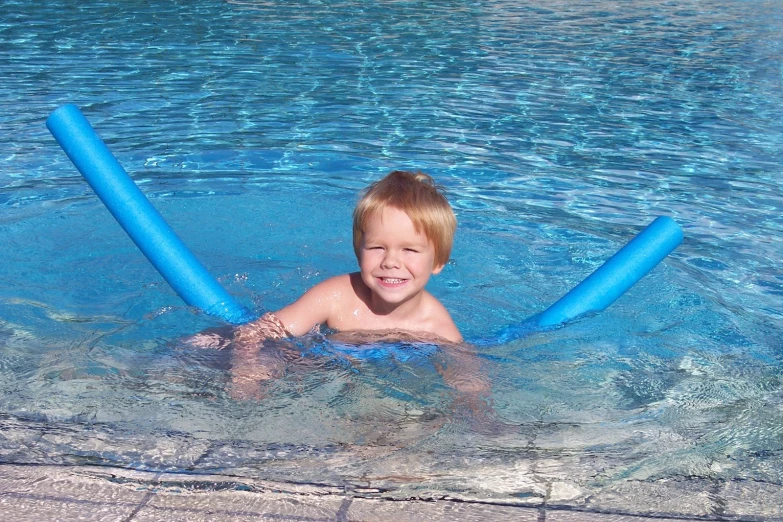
431;263;445;275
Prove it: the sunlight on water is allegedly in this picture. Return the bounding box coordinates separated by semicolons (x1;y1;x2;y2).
1;0;782;516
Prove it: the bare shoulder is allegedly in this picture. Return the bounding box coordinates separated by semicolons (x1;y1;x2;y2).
308;273;352;294
275;274;354;336
299;273;355;302
422;292;463;343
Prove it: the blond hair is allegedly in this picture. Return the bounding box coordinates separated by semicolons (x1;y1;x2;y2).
352;171;456;268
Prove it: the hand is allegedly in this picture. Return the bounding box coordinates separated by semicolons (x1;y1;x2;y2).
451;393;512;437
228;339;286;401
182;327;233;350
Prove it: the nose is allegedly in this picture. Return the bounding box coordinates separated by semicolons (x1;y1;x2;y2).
381;249;400;269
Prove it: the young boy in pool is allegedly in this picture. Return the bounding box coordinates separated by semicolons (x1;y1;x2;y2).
253;169;462;343
202;170;488;402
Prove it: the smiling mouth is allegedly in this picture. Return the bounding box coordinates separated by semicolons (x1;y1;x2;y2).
379;277;407;285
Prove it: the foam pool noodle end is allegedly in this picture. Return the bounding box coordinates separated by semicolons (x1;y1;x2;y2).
478;216;683;345
46;104;254;325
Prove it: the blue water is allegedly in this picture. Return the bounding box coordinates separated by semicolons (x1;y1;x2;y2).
1;0;782;515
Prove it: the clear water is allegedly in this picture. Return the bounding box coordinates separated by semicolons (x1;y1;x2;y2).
1;0;782;514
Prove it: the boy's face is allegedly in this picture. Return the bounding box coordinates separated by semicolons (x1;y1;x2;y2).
358;206;443;310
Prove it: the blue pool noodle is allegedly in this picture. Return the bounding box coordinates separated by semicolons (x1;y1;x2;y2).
536;216;682;327
46;104;253;324
490;216;683;344
46;104;681;337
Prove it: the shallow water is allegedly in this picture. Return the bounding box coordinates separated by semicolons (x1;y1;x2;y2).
1;0;782;513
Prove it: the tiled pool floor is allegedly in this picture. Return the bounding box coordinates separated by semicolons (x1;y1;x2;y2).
1;464;780;521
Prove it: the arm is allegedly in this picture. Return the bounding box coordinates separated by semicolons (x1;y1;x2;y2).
228;276;346;399
229;273;345;350
438;344;491;396
436;344;495;424
432;313;463;345
229;312;291;400
273;275;347;336
425;295;463;344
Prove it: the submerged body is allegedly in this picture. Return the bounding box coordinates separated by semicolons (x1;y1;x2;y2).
192;171;487;403
227;310;490;410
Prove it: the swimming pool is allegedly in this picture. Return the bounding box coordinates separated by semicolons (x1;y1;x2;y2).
1;0;781;517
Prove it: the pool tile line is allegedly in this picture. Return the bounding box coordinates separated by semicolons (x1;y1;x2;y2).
1;464;781;522
120;471;161;522
0;488;758;522
0;489;140;509
334;496;353;521
127;477;771;522
131;502;347;521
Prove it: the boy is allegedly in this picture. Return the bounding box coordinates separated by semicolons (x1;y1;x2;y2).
198;170;487;401
258;169;461;342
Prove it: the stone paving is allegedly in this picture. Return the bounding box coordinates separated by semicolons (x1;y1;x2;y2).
1;464;781;522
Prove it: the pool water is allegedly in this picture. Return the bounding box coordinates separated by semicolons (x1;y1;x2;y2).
1;0;782;515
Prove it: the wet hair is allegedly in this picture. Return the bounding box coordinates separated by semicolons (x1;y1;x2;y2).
352;170;456;268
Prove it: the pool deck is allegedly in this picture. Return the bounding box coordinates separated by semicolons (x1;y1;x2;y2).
1;463;780;522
